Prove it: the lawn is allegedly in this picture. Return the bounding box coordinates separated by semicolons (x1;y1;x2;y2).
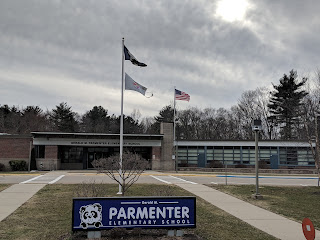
0;184;276;240
210;184;320;230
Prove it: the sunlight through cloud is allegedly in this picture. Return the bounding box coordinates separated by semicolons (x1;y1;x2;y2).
215;0;250;22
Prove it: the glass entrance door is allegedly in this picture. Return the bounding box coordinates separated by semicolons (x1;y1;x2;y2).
87;152;95;169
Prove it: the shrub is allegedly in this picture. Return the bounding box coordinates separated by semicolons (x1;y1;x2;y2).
207;160;224;168
235;164;247;168
259;160;269;169
179;160;189;167
9;160;28;171
0;163;5;171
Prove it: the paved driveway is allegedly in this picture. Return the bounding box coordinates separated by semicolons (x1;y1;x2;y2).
1;171;319;186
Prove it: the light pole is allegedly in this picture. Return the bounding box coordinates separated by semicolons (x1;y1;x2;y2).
252;119;263;199
315;115;320;187
311;136;320;187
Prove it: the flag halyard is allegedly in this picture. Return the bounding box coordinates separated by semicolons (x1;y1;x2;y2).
175;89;190;101
124;45;147;67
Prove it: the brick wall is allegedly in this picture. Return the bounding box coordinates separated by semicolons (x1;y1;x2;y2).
45;146;58;159
0;137;31;159
0;136;32;170
35;145;60;170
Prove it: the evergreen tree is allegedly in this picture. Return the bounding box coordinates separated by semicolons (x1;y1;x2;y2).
149;105;174;134
123;116;143;134
268;70;308;139
0;105;21;133
154;105;174;123
50;102;79;132
20;106;49;133
81;106;110;133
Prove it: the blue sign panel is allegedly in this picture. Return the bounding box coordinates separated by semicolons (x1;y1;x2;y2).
72;197;196;231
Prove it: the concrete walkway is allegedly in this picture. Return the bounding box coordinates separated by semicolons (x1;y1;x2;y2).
0;171;66;222
176;183;320;240
0;183;46;221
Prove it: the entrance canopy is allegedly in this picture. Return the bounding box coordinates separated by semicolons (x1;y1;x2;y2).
31;132;163;147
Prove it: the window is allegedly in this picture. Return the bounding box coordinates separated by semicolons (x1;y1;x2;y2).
188;147;198;163
206;148;214;161
35;145;45;158
242;147;250;164
297;148;314;166
178;147;188;161
297;149;309;165
259;148;271;159
279;148;287;165
287;147;298;165
234;147;241;163
60;147;83;163
213;147;223;161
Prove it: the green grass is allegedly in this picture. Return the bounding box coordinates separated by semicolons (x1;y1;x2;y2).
210;184;320;230
0;184;276;240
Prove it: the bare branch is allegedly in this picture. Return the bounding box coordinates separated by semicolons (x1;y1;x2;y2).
92;151;149;195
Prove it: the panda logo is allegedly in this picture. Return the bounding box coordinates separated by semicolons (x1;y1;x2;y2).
79;203;103;229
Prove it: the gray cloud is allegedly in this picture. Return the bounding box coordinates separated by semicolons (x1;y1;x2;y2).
0;0;319;118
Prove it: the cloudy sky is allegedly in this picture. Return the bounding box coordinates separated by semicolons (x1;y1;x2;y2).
1;0;320;118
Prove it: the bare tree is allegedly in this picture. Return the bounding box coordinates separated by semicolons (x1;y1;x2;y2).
177;107;202;139
199;108;216;139
301;71;320;186
130;109;142;123
92;152;150;196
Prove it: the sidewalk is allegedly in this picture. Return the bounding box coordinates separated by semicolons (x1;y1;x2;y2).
0;183;46;221
176;183;320;240
0;171;67;222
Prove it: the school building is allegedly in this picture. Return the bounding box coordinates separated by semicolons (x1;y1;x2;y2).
0;123;316;171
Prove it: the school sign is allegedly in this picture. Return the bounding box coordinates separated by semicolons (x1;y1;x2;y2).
72;197;196;231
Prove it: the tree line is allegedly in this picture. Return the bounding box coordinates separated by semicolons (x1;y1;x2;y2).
1;69;320;141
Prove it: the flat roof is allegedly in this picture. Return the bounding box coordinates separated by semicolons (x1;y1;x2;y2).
176;140;312;147
31;132;163;140
0;134;31;139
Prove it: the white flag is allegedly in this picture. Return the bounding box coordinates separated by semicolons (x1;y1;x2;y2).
125;73;147;96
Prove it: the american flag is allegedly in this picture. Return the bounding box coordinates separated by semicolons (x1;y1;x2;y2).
175;89;190;101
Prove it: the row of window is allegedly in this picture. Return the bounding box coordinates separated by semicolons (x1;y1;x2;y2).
35;146;151;164
35;145;316;167
177;146;315;166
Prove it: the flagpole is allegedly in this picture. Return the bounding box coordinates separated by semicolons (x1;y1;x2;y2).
118;38;124;194
173;86;177;172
